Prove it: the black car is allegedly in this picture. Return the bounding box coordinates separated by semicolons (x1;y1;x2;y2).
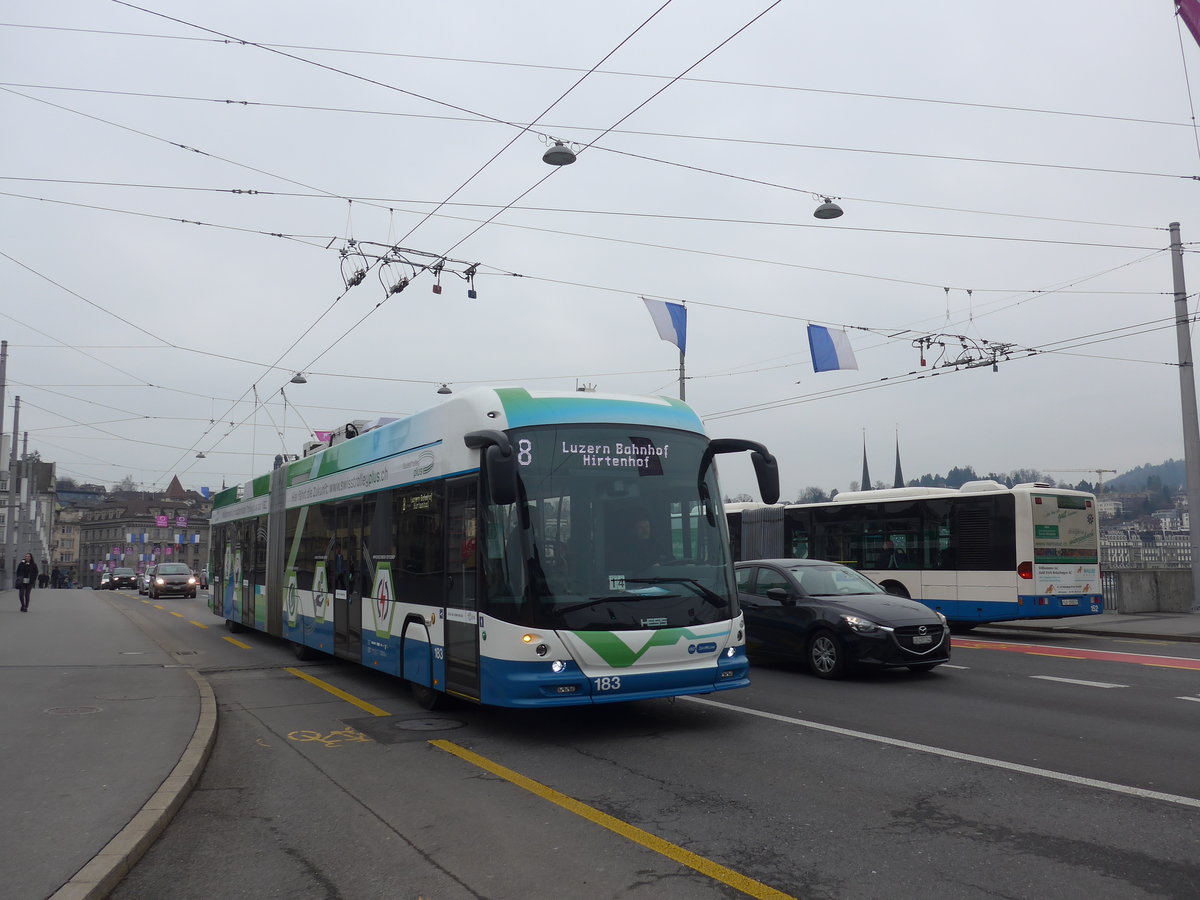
735;559;950;678
149;562;198;599
110;567;138;591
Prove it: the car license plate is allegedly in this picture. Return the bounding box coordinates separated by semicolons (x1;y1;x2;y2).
1061;598;1079;606
912;634;933;645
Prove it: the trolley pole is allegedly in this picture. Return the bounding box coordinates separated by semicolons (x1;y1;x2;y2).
1169;223;1200;613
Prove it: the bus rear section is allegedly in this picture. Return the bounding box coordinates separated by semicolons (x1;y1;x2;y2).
732;482;1103;625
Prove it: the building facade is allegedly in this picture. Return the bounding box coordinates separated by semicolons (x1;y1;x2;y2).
78;477;211;588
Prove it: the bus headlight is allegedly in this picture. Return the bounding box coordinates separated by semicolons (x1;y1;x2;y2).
550;660;567;673
725;647;736;658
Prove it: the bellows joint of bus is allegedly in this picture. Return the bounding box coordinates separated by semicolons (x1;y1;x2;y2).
464;429;517;506
699;439;780;524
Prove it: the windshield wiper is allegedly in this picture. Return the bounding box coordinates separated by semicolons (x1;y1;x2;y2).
557;592;680;615
625;577;728;607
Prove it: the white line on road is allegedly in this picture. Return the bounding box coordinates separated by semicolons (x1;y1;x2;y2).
1030;675;1128;689
941;664;970;670
1177;696;1200;703
682;696;1200;810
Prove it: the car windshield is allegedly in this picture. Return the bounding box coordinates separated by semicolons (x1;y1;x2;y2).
786;564;884;596
157;564;190;575
114;568;135;575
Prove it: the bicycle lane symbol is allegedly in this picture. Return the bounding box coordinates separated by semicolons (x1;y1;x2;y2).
287;727;374;748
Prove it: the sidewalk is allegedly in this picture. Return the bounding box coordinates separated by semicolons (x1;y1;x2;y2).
980;610;1200;643
0;587;216;900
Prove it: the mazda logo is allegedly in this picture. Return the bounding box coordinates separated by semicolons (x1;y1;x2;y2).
918;625;927;635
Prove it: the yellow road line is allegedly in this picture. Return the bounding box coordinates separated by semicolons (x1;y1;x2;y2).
170;611;184;618
222;636;253;650
153;604;165;610
189;621;209;629
431;740;796;900
284;667;392;717
1029;653;1087;659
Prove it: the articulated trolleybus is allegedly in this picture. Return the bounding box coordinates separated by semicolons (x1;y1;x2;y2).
210;387;778;708
729;480;1102;627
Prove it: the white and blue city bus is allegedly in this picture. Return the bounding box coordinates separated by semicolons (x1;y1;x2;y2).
728;481;1103;627
209;387;778;708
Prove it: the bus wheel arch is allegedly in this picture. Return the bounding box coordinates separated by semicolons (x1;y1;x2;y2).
400;616;444;709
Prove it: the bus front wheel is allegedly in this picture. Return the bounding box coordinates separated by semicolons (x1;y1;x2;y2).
410;681;445;711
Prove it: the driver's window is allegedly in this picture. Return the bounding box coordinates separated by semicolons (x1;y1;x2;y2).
755;568;788;596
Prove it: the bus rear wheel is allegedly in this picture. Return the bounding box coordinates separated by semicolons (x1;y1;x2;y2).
291;641;319;661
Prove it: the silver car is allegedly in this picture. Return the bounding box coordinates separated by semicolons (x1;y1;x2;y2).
148;562;198;599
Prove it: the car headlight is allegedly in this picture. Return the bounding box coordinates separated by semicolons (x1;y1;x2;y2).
842;615;883;633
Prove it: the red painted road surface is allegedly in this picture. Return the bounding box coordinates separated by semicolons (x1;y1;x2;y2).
952;638;1200;671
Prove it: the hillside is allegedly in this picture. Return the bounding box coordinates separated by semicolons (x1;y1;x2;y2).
1107;460;1185;493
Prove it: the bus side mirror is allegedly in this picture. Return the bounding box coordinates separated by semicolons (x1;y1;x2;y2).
486;444;517;506
465;430;518;506
751;450;780;506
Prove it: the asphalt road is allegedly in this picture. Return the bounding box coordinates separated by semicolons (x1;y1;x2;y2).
108;592;1200;900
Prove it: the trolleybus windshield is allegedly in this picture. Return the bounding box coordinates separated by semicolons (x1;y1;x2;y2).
480;424;735;631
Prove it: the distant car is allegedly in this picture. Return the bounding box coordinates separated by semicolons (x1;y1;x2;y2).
149;562;198;599
110;567;138;591
138;569;153;595
735;559;950;679
99;571;112;590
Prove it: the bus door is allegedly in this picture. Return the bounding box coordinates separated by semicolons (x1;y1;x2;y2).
444;477;480;701
332;500;363;663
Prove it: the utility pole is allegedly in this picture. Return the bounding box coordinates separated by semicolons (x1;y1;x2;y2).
1169;222;1200;613
0;340;7;479
4;396;19;590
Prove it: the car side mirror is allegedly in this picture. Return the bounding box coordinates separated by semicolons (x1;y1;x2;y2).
765;587;795;606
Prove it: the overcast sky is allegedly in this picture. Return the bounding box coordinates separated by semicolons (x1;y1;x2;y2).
1;1;1197;501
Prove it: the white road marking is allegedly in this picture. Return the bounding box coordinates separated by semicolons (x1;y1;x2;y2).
1177;696;1200;703
941;664;970;670
1030;675;1128;689
682;695;1200;810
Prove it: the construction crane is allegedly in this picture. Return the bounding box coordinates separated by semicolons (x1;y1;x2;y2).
1043;469;1117;495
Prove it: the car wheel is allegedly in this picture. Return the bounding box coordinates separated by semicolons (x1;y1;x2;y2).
807;629;847;679
907;663;941;673
189;591;197;599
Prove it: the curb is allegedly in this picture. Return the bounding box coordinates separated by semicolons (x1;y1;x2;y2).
49;667;218;900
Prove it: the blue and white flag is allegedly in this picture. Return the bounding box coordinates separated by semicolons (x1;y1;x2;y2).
642;298;687;354
807;324;858;373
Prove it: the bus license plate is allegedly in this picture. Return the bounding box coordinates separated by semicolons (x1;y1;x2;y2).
1061;598;1079;606
913;634;932;645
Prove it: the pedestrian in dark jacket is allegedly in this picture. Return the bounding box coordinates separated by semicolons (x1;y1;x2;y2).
16;552;37;612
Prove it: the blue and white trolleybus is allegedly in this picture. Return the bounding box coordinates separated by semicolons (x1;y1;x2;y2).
209;387;778;707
